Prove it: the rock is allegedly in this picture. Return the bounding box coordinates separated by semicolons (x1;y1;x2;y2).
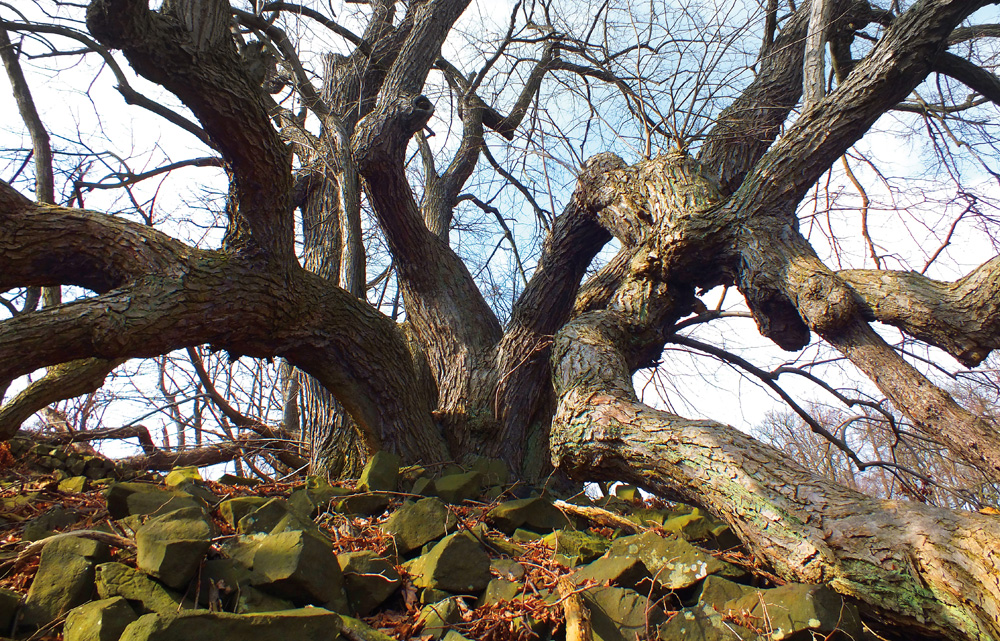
237;498;299;534
218;497;270;529
105;483;203;519
408;532;491;594
22;505;82;541
433;472;483;504
469;457;508;485
511;528;542;542
357;451;400;492
662;511;714;542
163;467;203;487
58;476;89;493
542;529;609;564
380;498;457;555
289;477;351;518
341;615;397;641
238;586;297;614
482;486;504;501
251;530;349;612
606;531;727;590
219;533;267;569
476;579;522;606
334;493;392;516
411;477;436;496
583;586;666;641
63;597;138;641
338;550;401;615
614;485;641;502
573;555;653;593
270;511;323;536
490;558;525;581
136;507;214;589
696;576;755;609
217;474;262;487
416;598;463;640
117;608;343;641
657;603;756;641
95;562;186;614
22;536;111;626
420;588;452;605
724;583;863;640
484;498;572;534
197;557;293;613
0;586;21;631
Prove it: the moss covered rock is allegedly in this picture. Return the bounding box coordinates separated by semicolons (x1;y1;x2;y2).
118;608;343;641
63;597;138;641
136;507;214;590
380;497;457;555
22;536;111;625
407;532;491;594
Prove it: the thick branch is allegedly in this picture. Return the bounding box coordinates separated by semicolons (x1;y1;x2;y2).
839;258;1000;366
550;310;1000;641
0;188;199;293
0;194;445;459
932;51;1000;107
86;0;293;259
729;0;993;219
0;358;122;440
489;155;617;468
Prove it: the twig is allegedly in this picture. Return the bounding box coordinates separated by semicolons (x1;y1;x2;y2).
557;576;593;641
2;529;135;575
553;500;640;534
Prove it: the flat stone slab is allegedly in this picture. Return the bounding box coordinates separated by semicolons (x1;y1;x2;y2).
542;529;609;565
486;497;573;534
657;603;756;641
696;575;755;609
573;555;653;593
583;586;666;641
433;472;483;504
118;608;343;641
606;531;727;590
333;493;392;516
105;483;203;519
725;583;862;640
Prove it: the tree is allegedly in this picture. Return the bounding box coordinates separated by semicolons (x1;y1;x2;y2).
3;0;1000;637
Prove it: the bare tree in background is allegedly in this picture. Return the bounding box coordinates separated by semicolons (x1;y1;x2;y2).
4;0;1000;637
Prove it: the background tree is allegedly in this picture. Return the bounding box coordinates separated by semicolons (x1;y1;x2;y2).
4;0;1000;637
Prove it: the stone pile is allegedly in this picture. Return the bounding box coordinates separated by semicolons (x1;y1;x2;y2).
0;451;866;641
